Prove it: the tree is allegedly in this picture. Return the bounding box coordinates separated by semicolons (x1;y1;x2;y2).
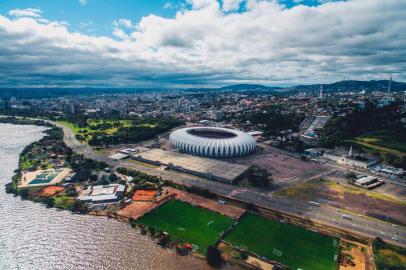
43;197;55;208
158;233;170;248
90;174;98;182
346;171;357;183
18;188;30;199
68;200;87;213
66;186;78;197
109;173;119;183
248;165;272;187
148;226;156;237
206;245;222;267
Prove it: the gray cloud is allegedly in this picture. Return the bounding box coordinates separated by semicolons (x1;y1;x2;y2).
0;0;405;88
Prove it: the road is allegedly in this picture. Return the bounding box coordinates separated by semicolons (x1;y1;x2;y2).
55;121;406;247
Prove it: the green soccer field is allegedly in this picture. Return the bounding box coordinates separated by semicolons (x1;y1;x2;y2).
136;200;234;254
225;213;340;270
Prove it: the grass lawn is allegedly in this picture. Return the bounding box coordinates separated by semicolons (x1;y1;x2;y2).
53;194;76;210
20;156;35;170
136;199;234;254
87;119;133;127
344;130;406;157
57;119;159;143
225;213;340;270
57;120;89;134
57;120;122;142
373;239;406;270
276;179;405;205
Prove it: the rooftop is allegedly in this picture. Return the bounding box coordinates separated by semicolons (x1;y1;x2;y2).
78;184;125;203
135;149;249;183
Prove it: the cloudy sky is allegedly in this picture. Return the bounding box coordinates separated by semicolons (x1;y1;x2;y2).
0;0;405;88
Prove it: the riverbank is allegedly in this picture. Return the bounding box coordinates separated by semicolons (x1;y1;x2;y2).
0;118;322;269
1;118;221;265
0;122;206;270
3;117;402;270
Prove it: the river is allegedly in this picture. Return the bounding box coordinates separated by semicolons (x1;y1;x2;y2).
0;123;208;270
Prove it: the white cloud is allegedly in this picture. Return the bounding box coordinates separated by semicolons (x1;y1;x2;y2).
1;0;406;87
113;28;130;40
78;0;88;6
186;0;219;10
222;0;243;11
112;19;135;40
113;18;135;29
164;2;174;9
8;8;42;18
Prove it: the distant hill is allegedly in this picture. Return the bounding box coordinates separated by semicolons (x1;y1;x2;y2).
218;80;406;93
1;80;405;99
286;80;406;92
219;84;282;91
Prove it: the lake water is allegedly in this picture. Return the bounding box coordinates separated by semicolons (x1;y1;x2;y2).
0;123;209;270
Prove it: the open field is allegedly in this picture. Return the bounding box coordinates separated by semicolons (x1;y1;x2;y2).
276;179;406;225
225;213;339;270
373;239;406;270
57;120;129;142
57;118;177;145
136;199;234;254
340;241;373;270
236;146;330;188
345;130;406;157
87;119;133;128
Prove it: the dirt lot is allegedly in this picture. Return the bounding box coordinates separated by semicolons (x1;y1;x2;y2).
276;179;406;225
164;187;245;219
118;201;160;219
235;146;331;187
118;191;173;219
340;241;374;270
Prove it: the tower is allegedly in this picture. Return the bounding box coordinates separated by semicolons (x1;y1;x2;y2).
319;85;323;99
387;74;392;98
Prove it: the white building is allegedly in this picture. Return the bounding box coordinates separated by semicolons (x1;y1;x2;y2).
323;148;379;169
78;184;125;203
169;127;256;158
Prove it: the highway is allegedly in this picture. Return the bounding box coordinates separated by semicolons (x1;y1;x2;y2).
55;121;406;247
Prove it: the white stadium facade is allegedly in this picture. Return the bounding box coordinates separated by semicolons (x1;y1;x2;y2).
169;127;256;158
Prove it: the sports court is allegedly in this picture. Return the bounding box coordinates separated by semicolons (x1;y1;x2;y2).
37;186;65;197
19;168;72;188
225;213;340;270
131;189;157;201
136;199;234;253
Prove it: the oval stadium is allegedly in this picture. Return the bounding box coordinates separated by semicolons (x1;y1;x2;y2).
169;127;256;158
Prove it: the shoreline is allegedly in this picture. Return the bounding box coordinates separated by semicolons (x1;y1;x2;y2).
0;118;218;265
0;118;278;268
2;117;405;270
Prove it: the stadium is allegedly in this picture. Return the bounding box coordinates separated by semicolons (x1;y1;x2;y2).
169;127;256;158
